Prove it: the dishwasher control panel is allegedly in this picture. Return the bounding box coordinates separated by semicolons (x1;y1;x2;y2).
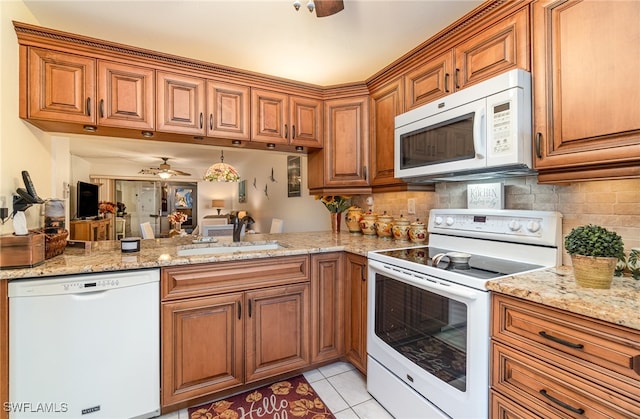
8;269;160;297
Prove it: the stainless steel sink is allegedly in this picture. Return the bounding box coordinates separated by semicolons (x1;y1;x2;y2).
177;241;282;256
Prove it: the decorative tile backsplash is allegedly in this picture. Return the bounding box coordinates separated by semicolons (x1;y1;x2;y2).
353;177;640;266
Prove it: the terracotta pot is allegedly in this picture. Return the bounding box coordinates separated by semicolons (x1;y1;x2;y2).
345;206;364;234
571;254;617;289
375;212;394;239
392;215;410;241
360;212;377;236
409;219;427;243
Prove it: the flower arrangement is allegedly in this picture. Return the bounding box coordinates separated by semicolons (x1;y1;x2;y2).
168;211;188;225
315;196;352;213
204;163;240;182
98;201;116;214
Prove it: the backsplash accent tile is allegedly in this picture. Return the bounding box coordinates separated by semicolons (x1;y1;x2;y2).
358;177;640;266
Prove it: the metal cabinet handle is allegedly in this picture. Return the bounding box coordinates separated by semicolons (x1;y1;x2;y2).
539;331;584;349
444;73;450;93
292;125;296;139
364;165;368;182
535;132;543;159
248;299;252;318
199;112;204;129
284;124;288;139
99;99;105;118
209;113;213;131
86;97;91;117
237;301;241;320
361;268;366;282
455;69;460;89
539;390;585;414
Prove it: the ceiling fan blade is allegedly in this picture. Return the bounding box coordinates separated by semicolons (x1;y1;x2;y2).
315;0;344;17
168;169;192;176
139;168;161;175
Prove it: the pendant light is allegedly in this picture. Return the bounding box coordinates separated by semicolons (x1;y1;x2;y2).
204;150;240;182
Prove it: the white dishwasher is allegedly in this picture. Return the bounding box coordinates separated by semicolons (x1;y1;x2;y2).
8;269;160;419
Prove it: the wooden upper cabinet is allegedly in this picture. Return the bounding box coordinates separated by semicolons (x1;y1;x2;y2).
251;88;289;144
370;78;404;186
290;95;323;148
454;7;529;90
532;0;640;183
323;96;370;187
97;61;154;130
207;80;250;140
251;88;322;147
404;7;529;110
156;71;206;135
404;51;453;111
25;47;96;124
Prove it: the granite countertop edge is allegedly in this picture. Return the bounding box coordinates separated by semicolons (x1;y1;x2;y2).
486;266;640;332
3;232;638;332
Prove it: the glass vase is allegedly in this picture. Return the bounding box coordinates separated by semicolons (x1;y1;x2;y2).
169;222;182;238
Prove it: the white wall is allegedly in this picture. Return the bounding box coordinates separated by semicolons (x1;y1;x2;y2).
0;1;52;235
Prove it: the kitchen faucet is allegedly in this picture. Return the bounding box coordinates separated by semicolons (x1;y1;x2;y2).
230;214;255;242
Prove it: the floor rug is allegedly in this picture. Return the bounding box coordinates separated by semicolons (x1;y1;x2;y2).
188;375;335;419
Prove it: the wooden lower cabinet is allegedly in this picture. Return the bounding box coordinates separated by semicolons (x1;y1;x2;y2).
245;284;310;383
344;253;367;374
491;293;640;417
160;256;311;411
310;253;345;364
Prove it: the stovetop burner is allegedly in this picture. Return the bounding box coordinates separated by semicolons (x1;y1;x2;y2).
375;246;544;280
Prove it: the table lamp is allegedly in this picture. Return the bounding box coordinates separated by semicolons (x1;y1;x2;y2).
211;199;225;215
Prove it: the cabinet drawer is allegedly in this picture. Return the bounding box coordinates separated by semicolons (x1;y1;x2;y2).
490;389;555;419
492;294;640;399
161;255;309;300
492;341;639;418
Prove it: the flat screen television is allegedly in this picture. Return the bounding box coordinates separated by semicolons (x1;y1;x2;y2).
76;181;99;219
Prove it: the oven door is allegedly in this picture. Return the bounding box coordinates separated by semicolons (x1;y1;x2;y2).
367;259;490;419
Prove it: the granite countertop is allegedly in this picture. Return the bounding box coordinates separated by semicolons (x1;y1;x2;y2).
486;266;640;331
0;231;409;280
3;232;638;332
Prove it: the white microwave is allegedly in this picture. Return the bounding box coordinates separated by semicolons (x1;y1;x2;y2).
394;69;533;182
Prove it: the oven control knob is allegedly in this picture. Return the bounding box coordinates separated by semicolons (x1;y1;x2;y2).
434;216;443;225
508;220;521;231
527;220;541;233
445;217;455;226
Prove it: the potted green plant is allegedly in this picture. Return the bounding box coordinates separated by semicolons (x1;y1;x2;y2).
564;224;625;289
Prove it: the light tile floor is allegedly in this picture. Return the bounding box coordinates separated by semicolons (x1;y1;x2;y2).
158;361;392;419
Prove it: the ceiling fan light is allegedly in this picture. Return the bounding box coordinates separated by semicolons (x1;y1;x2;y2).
158;172;172;179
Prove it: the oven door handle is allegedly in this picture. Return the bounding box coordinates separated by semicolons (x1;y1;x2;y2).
370;261;478;301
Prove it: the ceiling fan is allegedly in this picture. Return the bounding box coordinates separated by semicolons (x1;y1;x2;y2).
294;0;344;17
139;157;191;179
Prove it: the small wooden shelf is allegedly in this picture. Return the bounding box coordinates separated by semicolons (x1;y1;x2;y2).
70;218;111;241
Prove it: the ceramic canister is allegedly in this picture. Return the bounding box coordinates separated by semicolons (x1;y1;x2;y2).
345;206;365;234
360;211;378;236
409;219;427;243
392;214;410;241
375;211;394;239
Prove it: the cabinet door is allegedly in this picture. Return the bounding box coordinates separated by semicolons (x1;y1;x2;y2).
310;253;344;364
251;88;289;144
290;95;323;148
161;293;244;407
454;7;529;90
344;253;367;374
97;61;154;130
27;47;96;124
532;0;640;182
370;78;404;186
323;96;370;187
404;50;453;110
245;284;310;383
206;80;250;140
156;71;206;135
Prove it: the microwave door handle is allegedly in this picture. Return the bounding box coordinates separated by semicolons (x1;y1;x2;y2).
474;108;486;159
